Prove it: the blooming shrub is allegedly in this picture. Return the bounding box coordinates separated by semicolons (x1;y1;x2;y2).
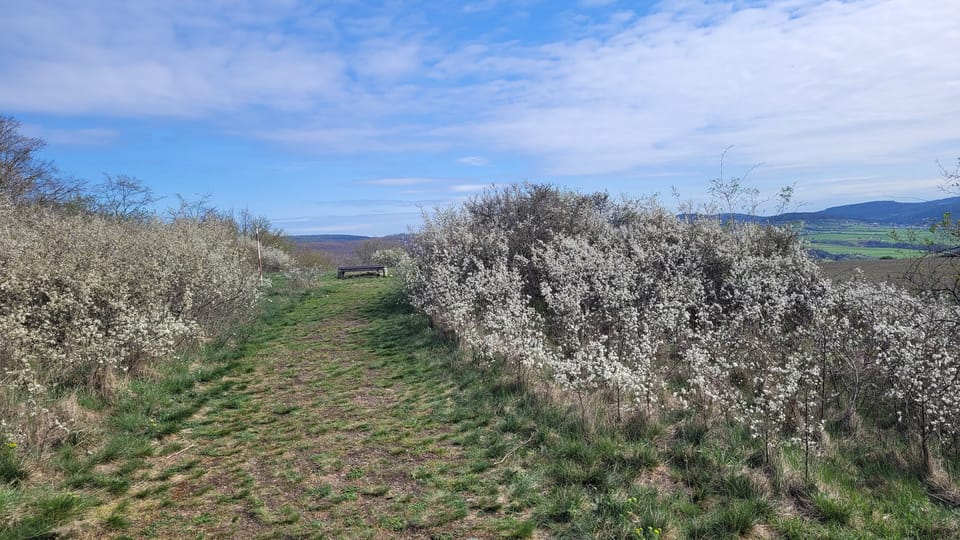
0;197;263;448
371;247;411;272
240;236;294;273
403;184;960;474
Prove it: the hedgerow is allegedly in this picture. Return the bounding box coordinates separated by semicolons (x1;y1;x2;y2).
0;115;291;453
0;199;272;450
402;183;960;478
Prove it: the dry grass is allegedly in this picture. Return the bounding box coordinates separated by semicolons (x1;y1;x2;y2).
820;256;958;288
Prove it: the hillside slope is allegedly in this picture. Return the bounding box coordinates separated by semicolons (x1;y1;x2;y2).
290;234;371;257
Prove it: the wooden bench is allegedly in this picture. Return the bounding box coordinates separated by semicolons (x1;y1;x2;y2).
337;265;387;279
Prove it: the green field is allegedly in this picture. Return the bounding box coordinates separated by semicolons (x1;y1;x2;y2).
798;221;937;259
805;244;924;259
4;275;959;539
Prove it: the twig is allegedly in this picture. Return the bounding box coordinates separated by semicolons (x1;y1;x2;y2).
496;433;536;465
164;443;196;461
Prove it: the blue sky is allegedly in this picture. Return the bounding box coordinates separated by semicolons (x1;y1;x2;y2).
1;0;958;235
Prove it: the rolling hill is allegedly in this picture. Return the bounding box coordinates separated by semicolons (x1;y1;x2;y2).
291;234;372;257
291;233;409;260
728;195;960;226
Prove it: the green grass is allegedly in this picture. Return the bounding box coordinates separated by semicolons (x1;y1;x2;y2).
801;222;937;258
0;445;26;484
3;273;959;538
0;492;84;540
807;243;924;258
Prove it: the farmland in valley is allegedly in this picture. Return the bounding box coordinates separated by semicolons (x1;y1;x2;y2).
801;221;932;259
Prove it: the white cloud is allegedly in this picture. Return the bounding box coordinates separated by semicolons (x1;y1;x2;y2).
450;183;494;192
353;39;424;81
798;175;945;205
3;0;958;198
463;0;499;14
460;0;960;175
0;2;350;117
580;0;618;7
253;125;447;154
458;156;489;166
20;124;118;145
273;211;426;236
358;178;436;186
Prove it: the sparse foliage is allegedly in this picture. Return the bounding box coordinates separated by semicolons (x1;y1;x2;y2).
93;174;159;222
0;115;84;206
905;158;960;304
940;158;960;194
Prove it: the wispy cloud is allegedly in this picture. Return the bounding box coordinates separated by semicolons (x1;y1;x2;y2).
2;0;957;219
465;0;959;176
273;210;426;236
463;1;499;14
20;124;119;145
458;156;489;167
253;125;447;154
310;198;447;210
450;183;494;192
579;0;618;7
357;178;436;186
353;39;424;81
799;175;945;205
7;1;956;175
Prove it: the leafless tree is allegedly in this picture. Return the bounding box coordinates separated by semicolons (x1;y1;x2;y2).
707;146;764;219
94;174;159;222
939;158;960;194
0;115;84;206
905;158;960;305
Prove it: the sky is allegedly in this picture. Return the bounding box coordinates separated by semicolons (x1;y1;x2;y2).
1;0;958;236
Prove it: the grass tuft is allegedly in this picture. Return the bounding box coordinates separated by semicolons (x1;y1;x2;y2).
811;493;853;525
0;446;26;485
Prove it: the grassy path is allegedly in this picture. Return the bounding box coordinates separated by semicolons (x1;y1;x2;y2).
64;276;536;539
7;275;960;539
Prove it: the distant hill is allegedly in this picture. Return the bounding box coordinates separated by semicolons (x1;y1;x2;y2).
773;196;960;225
714;196;960;226
296;234;371;242
291;233;409;259
291;235;372;257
